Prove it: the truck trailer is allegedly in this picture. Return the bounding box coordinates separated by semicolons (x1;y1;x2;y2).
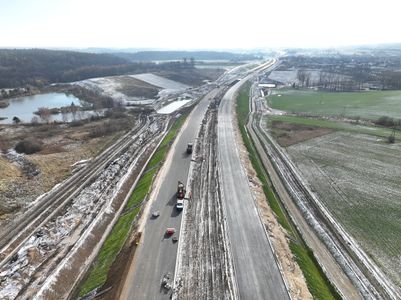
177;181;186;199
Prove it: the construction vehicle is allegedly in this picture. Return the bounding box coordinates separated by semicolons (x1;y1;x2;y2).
177;181;186;199
186;143;193;154
161;272;172;290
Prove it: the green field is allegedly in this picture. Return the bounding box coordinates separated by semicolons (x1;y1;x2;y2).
269;89;401;120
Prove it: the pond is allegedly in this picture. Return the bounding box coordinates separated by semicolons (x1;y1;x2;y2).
0;93;98;124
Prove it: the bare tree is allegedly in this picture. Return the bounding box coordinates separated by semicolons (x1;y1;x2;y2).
61;107;69;123
37;107;51;123
31;116;40;125
297;69;311;87
70;102;78;121
305;73;311;87
297;69;307;87
0;90;7;99
76;109;83;121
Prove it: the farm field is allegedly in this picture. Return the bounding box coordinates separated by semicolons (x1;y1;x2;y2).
269;89;401;120
287;131;401;288
267;115;401;140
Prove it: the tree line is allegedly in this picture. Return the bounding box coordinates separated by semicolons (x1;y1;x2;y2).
283;54;401;91
0;49;196;88
114;50;260;62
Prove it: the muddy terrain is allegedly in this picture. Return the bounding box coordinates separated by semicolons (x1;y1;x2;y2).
268;120;334;146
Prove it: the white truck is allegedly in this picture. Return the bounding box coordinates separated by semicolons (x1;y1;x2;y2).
176;199;184;211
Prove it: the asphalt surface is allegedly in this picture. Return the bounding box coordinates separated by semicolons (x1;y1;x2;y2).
120;89;218;300
217;75;290;299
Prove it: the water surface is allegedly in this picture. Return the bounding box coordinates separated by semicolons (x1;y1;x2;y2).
0;93;82;124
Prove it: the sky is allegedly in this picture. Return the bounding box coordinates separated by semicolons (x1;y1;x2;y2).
0;0;401;49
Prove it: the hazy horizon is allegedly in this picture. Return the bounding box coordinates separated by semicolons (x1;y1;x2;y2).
1;0;401;50
2;42;401;52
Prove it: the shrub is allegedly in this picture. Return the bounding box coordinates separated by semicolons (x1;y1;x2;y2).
15;139;43;154
31;116;40;125
0;101;9;108
375;116;396;127
104;107;127;119
0;137;9;153
69;120;86;127
12;116;21;124
88;119;128;138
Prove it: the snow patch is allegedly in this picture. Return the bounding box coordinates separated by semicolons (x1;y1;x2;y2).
130;74;190;90
71;159;91;167
157;100;191;114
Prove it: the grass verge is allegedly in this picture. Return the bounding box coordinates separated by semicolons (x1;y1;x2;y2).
236;84;341;300
78;114;188;296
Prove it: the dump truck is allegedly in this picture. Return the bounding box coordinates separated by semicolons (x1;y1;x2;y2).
177;181;186;199
186;143;193;154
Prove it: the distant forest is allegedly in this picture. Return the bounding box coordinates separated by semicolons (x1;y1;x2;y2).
114;51;261;62
0;49;196;88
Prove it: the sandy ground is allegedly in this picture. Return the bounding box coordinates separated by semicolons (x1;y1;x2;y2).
232;103;312;299
0;157;20;192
